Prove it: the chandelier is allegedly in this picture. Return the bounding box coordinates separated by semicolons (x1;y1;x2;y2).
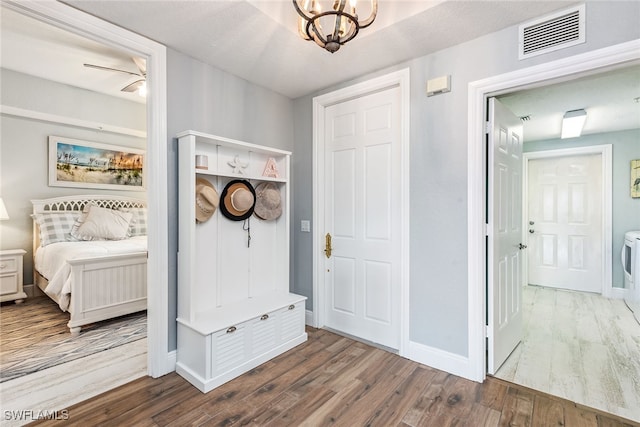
293;0;378;53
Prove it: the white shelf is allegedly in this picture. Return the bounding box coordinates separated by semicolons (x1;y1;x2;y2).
195;169;286;183
176;130;292;156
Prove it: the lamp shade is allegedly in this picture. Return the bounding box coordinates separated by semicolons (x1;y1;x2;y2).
0;198;9;220
561;109;587;139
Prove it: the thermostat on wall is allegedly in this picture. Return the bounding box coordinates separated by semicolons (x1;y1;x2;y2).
426;75;451;96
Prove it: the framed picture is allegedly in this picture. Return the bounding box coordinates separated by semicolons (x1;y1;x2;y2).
632;159;640;198
49;136;145;191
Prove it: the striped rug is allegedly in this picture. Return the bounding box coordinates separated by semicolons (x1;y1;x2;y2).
0;296;146;383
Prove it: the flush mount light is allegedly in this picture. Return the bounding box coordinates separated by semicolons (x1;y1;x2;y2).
293;0;378;53
561;109;587;139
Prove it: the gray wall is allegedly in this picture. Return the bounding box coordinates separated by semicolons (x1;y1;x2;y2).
166;48;295;350
0;69;146;281
291;1;640;356
524;129;640;288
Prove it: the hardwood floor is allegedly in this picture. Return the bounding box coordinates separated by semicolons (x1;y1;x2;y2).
27;328;638;427
495;285;640;423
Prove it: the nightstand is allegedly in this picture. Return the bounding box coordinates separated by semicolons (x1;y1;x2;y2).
0;249;27;304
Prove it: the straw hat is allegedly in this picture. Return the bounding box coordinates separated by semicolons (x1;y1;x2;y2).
254;182;282;221
219;179;256;221
195;178;219;223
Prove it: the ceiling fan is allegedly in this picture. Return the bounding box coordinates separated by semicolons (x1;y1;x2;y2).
83;57;147;96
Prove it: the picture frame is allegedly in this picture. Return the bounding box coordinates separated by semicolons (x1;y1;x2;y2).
632;159;640;198
48;136;145;191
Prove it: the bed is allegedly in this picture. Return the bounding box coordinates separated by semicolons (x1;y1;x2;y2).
32;195;148;335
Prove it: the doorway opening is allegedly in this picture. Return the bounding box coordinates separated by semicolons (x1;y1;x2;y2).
469;40;640;421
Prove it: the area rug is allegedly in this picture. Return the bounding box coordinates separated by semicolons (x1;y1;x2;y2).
0;297;146;383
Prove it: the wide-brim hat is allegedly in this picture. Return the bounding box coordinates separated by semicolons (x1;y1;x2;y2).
219;179;256;221
195;178;219;223
254;182;282;221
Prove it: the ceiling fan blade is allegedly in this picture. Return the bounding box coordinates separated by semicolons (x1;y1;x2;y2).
84;63;141;77
131;57;146;76
121;79;145;93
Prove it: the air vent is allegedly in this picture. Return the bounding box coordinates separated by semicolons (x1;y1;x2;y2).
519;4;585;60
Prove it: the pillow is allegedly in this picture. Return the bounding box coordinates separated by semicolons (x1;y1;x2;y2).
121;207;147;236
32;212;80;246
70;204;133;241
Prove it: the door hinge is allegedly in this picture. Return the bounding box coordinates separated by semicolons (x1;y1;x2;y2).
485;324;491;338
484;223;491;236
485;121;491;134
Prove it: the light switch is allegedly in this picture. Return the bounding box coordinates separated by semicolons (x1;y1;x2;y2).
301;220;310;232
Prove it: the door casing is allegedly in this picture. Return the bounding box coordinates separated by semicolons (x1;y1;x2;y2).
311;69;411;357
468;40;640;382
523;145;613;296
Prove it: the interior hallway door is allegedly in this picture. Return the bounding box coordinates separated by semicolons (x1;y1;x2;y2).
527;153;603;293
323;86;402;349
488;97;524;375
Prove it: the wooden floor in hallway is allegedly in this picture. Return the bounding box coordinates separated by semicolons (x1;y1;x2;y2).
495;285;640;423
27;327;638;427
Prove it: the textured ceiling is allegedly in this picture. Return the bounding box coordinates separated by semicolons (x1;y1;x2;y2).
2;1;639;141
63;0;576;99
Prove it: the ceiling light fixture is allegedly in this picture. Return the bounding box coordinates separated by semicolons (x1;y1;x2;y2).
561;109;587;139
293;0;377;53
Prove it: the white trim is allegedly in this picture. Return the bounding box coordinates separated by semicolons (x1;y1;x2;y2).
408;341;472;380
4;1;171;377
610;286;628;300
305;309;314;326
523;145;613;297
312;68;411;357
0;105;147;138
468;39;640;382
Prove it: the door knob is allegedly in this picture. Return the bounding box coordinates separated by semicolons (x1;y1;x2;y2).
324;233;332;258
518;243;528;250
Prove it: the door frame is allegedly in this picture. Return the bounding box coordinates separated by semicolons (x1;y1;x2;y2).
468;39;640;382
6;1;172;377
311;68;411;356
523;145;613;296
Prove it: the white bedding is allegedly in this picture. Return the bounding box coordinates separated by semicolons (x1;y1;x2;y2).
35;236;147;311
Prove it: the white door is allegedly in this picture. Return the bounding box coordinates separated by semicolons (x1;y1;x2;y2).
488;97;524;375
527;154;603;293
323;86;401;349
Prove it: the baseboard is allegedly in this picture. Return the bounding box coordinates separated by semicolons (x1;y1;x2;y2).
609;286;627;299
305;310;314;327
408;340;477;382
167;350;177;372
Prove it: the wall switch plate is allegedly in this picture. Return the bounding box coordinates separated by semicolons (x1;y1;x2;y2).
301;220;310;232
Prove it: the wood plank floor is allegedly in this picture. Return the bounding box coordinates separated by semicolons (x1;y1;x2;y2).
495;285;640;422
27;328;638;427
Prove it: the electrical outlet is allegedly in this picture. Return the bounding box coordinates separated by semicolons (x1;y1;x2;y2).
301;220;310;232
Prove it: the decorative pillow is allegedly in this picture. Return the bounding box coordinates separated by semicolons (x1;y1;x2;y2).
121;207;147;236
70;204;133;241
32;212;80;246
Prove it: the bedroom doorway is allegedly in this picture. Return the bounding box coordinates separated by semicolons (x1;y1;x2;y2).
0;0;168;415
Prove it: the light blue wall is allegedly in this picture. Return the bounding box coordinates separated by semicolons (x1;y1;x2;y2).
524;129;640;288
166;48;295;349
0;69;146;282
291;1;640;356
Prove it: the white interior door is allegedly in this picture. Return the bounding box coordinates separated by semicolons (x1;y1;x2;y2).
488;97;524;375
527;154;603;293
323;86;401;349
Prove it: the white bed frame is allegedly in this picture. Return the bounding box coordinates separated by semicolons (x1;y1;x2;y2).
32;195;148;335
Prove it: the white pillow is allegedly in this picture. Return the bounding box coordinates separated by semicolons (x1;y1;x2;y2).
32;212;80;246
70;205;133;241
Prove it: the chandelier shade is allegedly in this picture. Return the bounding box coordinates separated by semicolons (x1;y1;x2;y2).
293;0;378;53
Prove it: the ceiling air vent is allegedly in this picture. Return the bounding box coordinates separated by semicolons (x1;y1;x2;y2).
519;4;585;60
